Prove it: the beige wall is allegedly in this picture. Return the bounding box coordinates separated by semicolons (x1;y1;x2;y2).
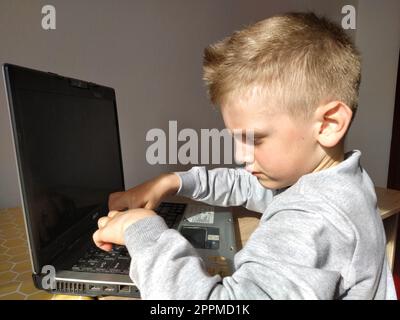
4;0;393;209
345;0;400;187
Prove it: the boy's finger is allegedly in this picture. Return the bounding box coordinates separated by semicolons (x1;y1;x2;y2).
93;229;113;252
98;216;109;228
98;243;113;251
108;210;121;218
92;229;102;247
108;192;125;210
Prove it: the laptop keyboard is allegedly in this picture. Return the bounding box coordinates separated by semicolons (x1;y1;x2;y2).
70;202;187;274
71;245;130;274
154;202;187;228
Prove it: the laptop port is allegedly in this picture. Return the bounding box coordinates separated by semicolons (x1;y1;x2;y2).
88;285;102;291
103;286;117;293
118;285;130;293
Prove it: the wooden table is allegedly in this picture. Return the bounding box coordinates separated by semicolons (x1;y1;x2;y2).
1;186;399;300
375;187;400;271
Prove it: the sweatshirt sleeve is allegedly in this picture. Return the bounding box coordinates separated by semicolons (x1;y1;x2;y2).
124;208;344;300
174;166;277;213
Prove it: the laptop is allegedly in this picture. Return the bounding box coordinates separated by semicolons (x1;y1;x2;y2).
3;63;237;298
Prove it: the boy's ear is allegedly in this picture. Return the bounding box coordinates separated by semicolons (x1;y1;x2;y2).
314;101;353;148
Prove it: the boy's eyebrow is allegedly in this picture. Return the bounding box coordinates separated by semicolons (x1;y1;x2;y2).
234;131;267;139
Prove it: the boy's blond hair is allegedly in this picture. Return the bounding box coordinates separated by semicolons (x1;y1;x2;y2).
203;12;361;121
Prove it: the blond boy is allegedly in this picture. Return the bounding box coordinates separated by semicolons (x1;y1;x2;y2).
92;12;397;299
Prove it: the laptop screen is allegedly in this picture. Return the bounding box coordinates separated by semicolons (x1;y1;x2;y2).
4;64;125;271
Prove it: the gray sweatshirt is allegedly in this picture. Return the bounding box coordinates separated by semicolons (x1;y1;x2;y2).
124;150;397;299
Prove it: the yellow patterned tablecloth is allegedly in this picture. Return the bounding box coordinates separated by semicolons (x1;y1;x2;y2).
0;208;55;299
0;208;94;300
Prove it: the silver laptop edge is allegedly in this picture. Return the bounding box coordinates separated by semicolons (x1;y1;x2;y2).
3;65;37;275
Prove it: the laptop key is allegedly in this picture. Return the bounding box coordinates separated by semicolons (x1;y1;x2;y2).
72;264;83;272
88;259;99;264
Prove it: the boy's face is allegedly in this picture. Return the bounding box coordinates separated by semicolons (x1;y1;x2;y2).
221;88;323;189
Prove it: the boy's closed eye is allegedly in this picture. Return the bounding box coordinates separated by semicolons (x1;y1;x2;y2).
253;137;265;146
248;134;268;147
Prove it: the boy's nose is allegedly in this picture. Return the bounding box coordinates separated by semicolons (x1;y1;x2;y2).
244;162;255;173
234;138;254;166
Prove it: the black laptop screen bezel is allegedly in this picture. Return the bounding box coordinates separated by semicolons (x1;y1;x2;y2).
3;63;126;274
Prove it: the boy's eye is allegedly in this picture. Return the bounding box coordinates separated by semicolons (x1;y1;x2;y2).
238;135;265;146
253;135;267;144
242;136;260;145
234;132;267;145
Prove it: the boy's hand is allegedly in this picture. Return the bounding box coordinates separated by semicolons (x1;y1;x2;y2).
92;208;156;251
108;173;180;211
